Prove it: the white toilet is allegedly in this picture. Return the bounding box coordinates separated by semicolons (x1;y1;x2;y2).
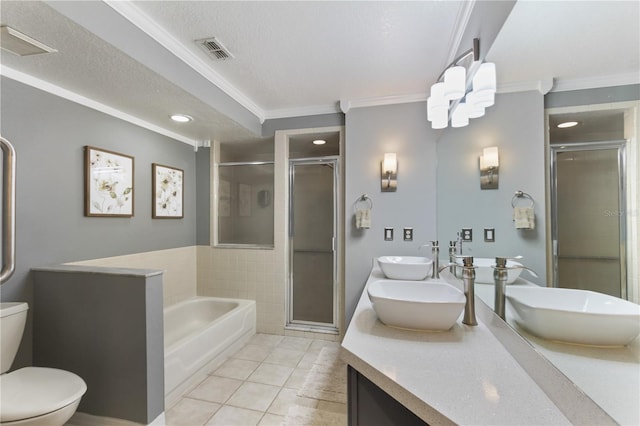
0;303;87;426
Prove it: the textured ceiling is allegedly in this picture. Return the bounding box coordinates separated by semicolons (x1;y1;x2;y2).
1;1;638;146
130;0;465;112
487;1;640;91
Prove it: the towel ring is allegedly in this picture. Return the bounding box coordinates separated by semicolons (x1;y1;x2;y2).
354;194;373;211
511;190;534;208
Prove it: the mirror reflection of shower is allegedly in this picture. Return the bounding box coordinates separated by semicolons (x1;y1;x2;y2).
549;107;636;300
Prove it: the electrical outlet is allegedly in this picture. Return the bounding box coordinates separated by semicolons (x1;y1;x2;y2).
384;227;394;241
403;227;413;241
461;228;473;242
484;227;495;242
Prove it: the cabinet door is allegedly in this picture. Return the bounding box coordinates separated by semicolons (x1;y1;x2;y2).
348;366;429;426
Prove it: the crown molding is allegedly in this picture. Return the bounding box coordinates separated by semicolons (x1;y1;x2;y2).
344;93;429;112
104;0;266;123
445;0;476;66
551;72;640;92
263;104;342;121
1;66;197;146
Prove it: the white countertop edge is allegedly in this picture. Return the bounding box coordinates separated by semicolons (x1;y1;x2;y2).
342;265;573;426
340;348;456;426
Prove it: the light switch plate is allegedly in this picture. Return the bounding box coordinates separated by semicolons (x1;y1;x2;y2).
384;227;394;241
462;228;473;242
484;228;495;242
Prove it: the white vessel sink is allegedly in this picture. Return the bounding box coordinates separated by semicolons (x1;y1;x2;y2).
458;257;523;284
377;256;433;280
506;286;640;346
367;279;465;331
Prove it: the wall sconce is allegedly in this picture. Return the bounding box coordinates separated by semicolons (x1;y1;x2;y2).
479;146;499;190
381;153;397;192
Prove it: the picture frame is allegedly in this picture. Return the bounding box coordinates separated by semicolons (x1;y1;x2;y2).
152;163;184;218
84;146;134;217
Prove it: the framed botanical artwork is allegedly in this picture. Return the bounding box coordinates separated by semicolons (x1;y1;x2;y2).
152;163;184;218
84;146;134;217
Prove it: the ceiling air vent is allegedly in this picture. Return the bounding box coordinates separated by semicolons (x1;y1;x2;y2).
0;26;57;56
196;37;233;60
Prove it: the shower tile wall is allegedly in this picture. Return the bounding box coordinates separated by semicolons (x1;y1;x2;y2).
199;136;290;335
198;246;286;335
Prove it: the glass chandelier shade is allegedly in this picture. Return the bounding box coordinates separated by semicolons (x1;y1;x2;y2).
472;62;497;97
443;66;466;100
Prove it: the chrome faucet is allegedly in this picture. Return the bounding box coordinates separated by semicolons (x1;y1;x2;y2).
492;257;537;320
459;256;478;326
429;241;440;279
439;256;477;326
448;241;457;274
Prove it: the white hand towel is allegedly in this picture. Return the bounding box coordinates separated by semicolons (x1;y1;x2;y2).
355;208;371;229
513;207;535;229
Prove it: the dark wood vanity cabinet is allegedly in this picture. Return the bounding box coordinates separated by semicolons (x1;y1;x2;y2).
348;365;429;426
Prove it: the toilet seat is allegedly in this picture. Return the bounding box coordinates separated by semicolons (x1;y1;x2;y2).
0;367;87;423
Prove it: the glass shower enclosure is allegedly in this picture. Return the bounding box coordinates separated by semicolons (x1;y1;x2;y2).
288;158;338;331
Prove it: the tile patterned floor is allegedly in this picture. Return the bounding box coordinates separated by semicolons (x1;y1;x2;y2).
165;334;347;426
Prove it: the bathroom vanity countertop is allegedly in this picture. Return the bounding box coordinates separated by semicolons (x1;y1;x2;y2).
474;282;640;426
341;266;572;425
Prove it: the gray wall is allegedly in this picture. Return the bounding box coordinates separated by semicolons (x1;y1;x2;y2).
436;91;546;285
262;113;344;137
33;266;164;424
545;84;640;108
0;77;197;366
345;102;439;324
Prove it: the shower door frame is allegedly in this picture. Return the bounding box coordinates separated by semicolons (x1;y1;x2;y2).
550;140;628;298
287;156;340;333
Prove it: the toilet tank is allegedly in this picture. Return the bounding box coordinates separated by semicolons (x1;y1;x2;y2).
0;302;28;374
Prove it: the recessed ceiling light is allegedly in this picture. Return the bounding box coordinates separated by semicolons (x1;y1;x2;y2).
557;121;578;128
313;139;326;145
170;114;193;123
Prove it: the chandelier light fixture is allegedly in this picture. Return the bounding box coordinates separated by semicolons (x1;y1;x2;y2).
427;39;497;129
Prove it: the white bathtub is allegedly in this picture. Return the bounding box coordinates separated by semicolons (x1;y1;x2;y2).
164;297;256;404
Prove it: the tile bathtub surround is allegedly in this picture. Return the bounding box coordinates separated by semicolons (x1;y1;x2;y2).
68;246;198;306
165;334;347;426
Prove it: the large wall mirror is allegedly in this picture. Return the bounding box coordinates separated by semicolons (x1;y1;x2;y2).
435;1;639;423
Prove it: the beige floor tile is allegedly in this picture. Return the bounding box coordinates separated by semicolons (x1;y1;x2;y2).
188;375;243;404
258;413;286;426
267;387;318;416
249;333;284;347
226;381;281;412
297;351;319;369
165;398;220;426
248;363;294;387
213;358;260;380
308;339;341;354
232;344;274;362
317;400;348;414
278;336;313;351
283;367;310;390
263;347;305;368
205;405;263;426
